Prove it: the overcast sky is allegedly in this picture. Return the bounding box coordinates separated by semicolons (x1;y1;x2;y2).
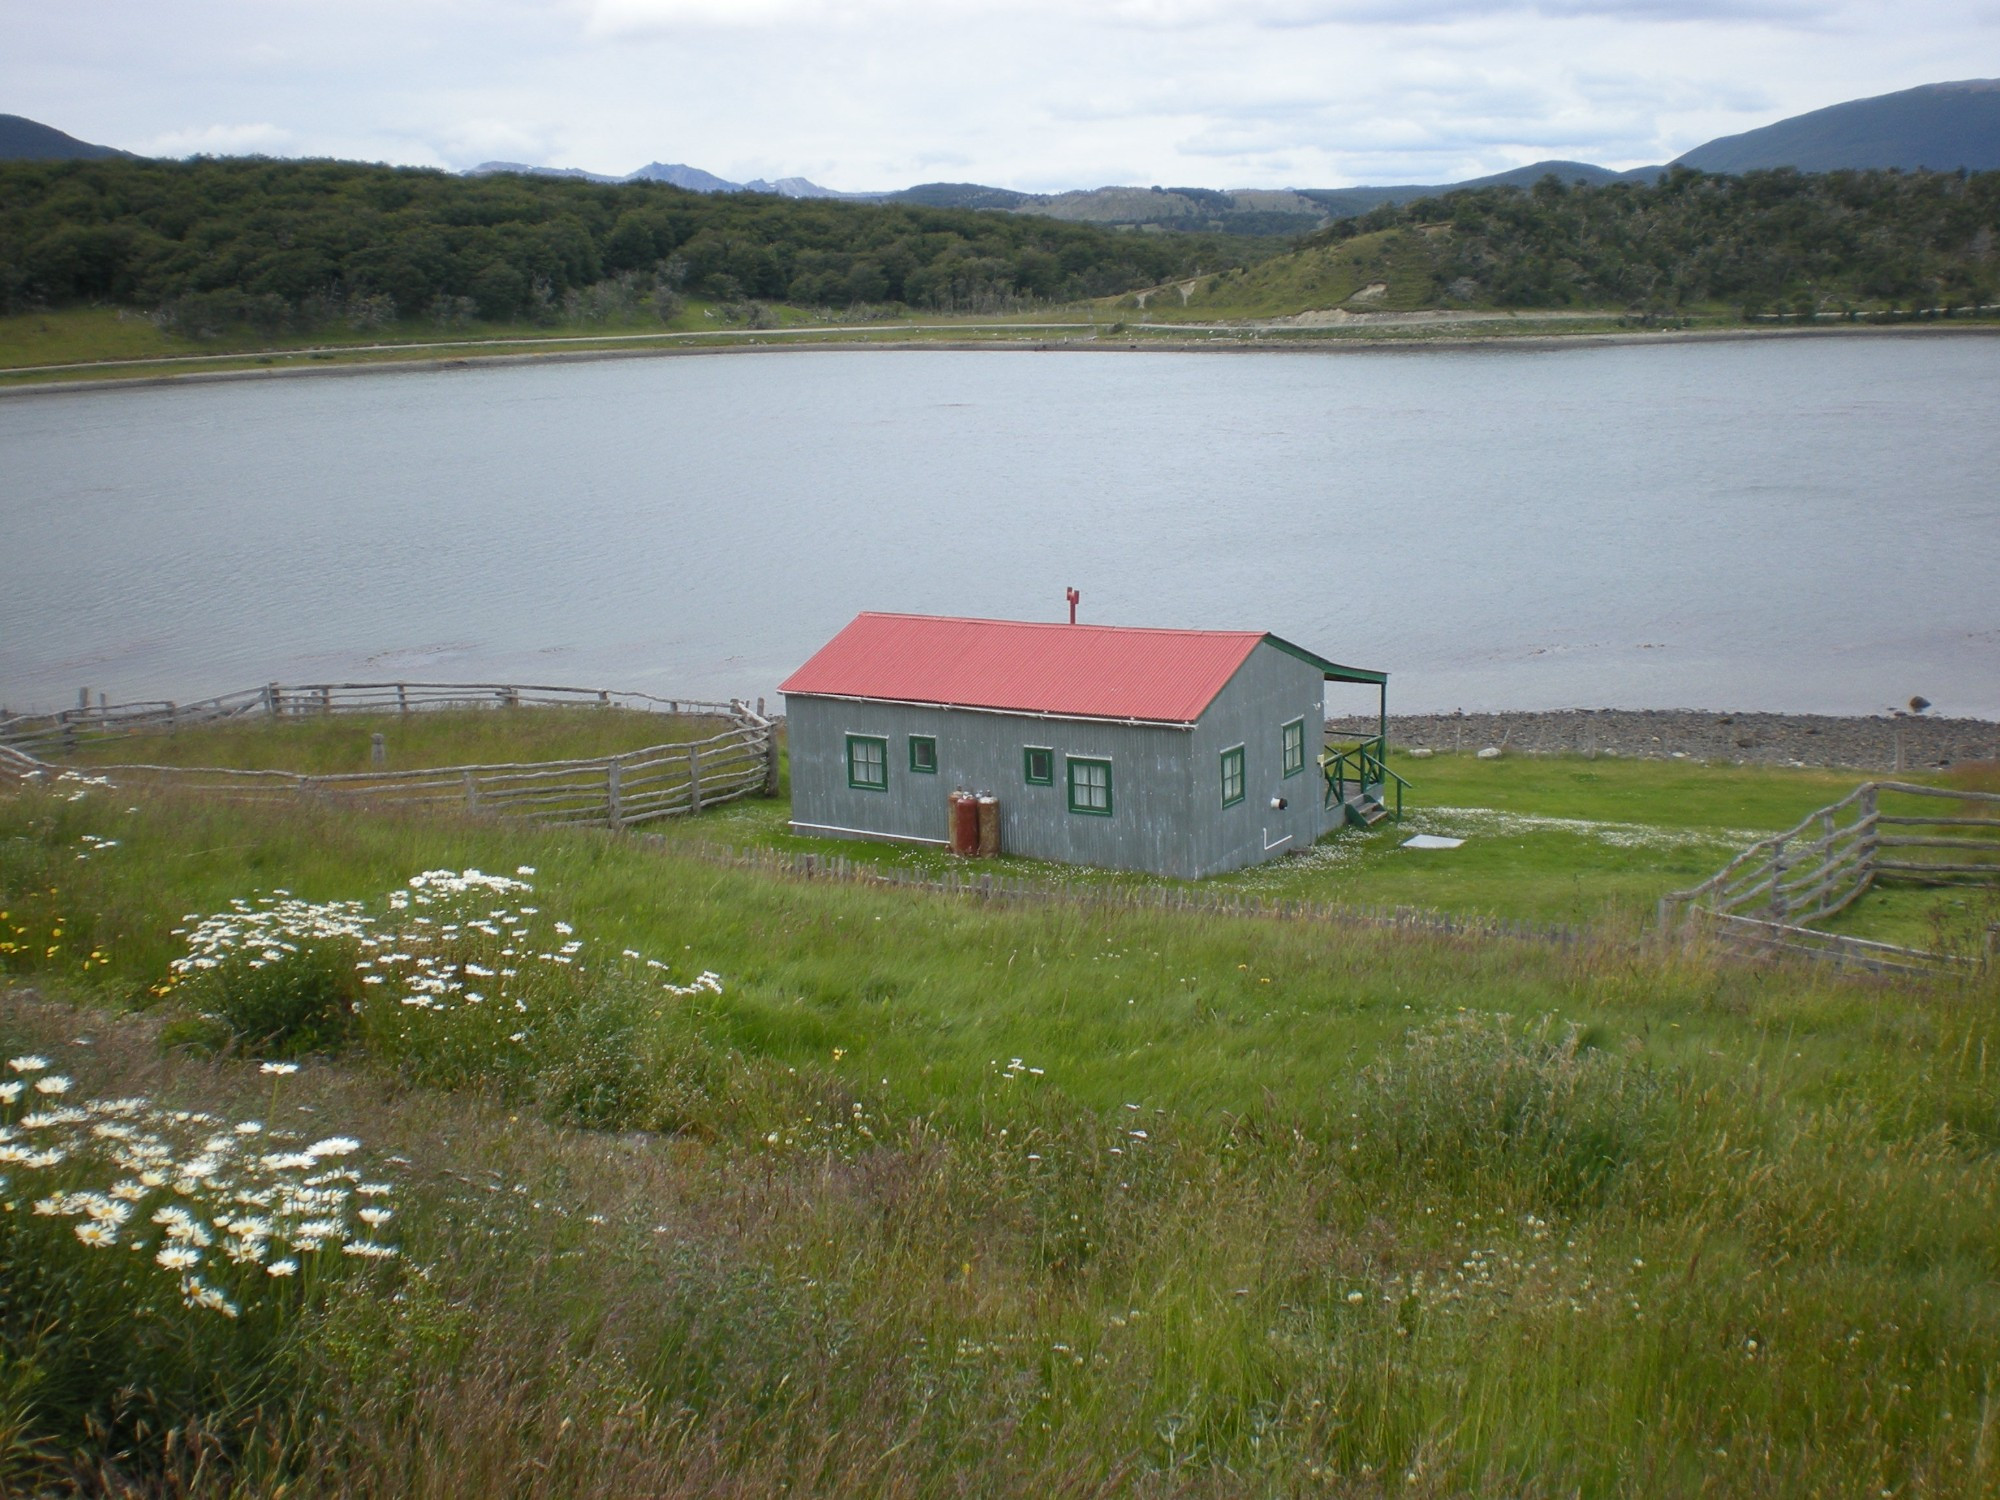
5;1;1995;191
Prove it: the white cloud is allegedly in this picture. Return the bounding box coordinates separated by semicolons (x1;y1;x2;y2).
578;0;1841;34
3;0;1993;189
139;122;296;158
435;118;555;165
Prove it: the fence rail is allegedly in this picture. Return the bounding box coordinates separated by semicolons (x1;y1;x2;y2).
0;681;779;829
0;680;748;759
1660;780;2000;972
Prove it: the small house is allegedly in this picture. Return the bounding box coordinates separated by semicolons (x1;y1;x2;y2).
778;613;1394;878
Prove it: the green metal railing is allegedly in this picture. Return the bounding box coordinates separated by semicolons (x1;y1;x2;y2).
1321;735;1411;825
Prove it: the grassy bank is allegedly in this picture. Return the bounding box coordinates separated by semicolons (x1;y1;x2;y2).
0;301;848;386
11;305;1997;394
51;706;731;775
4;760;1999;1494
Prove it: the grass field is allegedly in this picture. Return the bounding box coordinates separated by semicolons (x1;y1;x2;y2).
6;722;1998;1495
3;712;2000;1496
51;706;731;775
674;744;1990;945
41;709;1992;944
3;720;2000;1500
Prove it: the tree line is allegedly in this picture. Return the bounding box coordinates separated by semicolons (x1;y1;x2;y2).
1320;166;2000;317
0;157;1263;332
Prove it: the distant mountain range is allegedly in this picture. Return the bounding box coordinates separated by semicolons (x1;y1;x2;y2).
466;159;864;197
0;113;132;161
11;77;1998;237
463;79;2000;234
1673;78;2000;174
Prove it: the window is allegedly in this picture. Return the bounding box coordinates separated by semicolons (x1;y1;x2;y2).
909;735;938;774
1067;757;1113;816
1220;745;1246;807
846;734;888;791
1023;746;1054;785
1282;718;1306;779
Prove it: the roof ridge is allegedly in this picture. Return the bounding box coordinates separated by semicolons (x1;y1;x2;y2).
857;611;1266;637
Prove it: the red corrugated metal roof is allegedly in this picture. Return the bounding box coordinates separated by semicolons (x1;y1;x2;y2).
778;613;1280;724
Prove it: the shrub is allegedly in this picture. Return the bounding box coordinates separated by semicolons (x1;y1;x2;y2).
177;938;363;1057
1353;1011;1666;1211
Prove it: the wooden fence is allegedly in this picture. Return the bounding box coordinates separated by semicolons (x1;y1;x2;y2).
0;680;749;759
0;681;778;829
1659;780;2000;973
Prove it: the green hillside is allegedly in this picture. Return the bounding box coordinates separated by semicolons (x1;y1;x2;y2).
1125;225;1448;319
1128;166;2000;323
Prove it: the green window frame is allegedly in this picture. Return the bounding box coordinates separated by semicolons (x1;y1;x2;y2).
1023;746;1054;786
1281;718;1306;779
1066;756;1113;817
908;735;938;774
1220;745;1246;807
846;734;888;791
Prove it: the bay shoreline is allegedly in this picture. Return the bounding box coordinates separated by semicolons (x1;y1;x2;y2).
5;320;1997;400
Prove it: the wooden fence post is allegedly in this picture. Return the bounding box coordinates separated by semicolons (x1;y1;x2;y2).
688;746;703;813
1769;840;1788;921
607;759;623;829
761;728;779;797
397;683;409;714
463;770;478;812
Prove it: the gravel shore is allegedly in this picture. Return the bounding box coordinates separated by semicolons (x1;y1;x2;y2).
1326;709;2000;772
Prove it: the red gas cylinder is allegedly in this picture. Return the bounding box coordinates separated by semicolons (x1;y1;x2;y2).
949;791;980;856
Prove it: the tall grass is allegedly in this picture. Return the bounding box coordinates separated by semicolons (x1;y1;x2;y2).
4;777;1999;1494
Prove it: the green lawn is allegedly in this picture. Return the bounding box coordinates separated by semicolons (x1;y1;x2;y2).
676;745;1951;937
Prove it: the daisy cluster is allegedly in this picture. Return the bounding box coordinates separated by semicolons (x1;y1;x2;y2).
171;891;376;975
169;867;722;1018
0;1054;396;1319
53;770;113;803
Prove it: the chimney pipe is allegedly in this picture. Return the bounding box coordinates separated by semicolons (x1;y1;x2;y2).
1065;587;1080;625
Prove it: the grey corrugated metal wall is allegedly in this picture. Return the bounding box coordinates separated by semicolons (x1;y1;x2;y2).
785;642;1336;878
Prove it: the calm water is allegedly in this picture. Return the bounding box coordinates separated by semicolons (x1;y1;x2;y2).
3;337;1997;719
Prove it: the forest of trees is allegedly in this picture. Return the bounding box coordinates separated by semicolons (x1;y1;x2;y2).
0;157;1263;333
1321;166;2000;316
5;157;1997;336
